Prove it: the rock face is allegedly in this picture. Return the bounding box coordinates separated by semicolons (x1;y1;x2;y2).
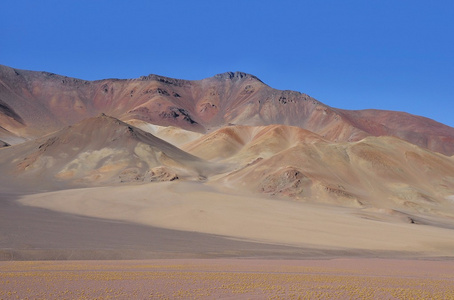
1;64;454;155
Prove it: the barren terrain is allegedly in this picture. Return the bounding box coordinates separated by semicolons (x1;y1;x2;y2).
1;65;454;297
1;259;453;299
14;182;454;258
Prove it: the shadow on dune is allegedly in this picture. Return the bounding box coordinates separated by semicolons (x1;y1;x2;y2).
0;192;415;261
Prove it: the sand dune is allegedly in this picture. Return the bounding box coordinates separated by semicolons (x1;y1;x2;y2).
0;125;26;145
125;119;204;146
18;181;454;257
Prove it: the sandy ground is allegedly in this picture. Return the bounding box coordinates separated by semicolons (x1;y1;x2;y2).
1;258;453;299
0;191;325;261
15;181;454;258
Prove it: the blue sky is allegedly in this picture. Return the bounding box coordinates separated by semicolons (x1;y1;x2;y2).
1;0;453;127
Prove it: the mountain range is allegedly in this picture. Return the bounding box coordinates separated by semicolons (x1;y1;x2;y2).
1;64;454;155
1;64;454;258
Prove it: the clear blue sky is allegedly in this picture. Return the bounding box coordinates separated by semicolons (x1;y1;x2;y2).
1;0;453;127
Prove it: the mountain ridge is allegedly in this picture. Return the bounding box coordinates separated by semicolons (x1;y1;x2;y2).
1;64;453;155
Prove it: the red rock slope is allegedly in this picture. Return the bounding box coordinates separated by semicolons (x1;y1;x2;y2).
1;64;453;155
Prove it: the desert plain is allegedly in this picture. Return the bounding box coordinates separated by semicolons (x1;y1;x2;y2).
1;65;454;298
2;259;454;299
2;186;454;298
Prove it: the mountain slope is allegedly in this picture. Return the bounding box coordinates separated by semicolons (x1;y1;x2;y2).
0;114;213;187
1;65;454;155
183;125;454;221
183;124;325;162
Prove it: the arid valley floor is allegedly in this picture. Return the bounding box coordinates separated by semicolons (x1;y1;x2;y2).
2;182;454;297
2;259;454;299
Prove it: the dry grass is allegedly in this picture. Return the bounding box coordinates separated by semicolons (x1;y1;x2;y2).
1;259;453;299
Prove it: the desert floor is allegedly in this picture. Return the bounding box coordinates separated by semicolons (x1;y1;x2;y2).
1;259;454;299
2;182;454;298
9;181;454;258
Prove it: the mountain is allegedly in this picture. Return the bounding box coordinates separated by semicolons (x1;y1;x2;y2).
181;124;454;220
1;64;454;155
0;114;213;187
2;65;454;258
1;64;454;215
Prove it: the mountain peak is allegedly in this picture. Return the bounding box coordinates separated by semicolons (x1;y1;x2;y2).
213;71;263;83
138;74;190;87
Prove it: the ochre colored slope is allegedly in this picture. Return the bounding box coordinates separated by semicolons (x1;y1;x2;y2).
213;130;454;219
183;124;325;162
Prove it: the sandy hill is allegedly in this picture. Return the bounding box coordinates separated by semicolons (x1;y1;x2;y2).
126;120;204;146
179;125;454;219
1;65;454;155
0;114;212;188
183;124;325;161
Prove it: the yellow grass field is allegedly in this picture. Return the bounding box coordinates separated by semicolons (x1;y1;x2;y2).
1;259;453;299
